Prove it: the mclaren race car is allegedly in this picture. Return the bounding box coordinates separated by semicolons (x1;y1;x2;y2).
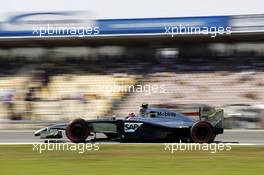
35;104;224;143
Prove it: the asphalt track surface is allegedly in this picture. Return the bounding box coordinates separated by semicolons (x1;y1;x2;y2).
0;129;263;144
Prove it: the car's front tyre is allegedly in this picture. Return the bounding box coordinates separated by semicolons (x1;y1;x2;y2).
66;118;90;143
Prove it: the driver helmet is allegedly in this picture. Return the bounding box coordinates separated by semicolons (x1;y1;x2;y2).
139;103;148;117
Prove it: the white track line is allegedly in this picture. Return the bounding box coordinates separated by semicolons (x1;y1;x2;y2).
0;142;263;146
224;129;264;132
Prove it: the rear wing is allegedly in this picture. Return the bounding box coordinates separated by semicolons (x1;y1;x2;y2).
199;106;224;128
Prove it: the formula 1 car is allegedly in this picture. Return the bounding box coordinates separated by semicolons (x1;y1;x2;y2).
34;104;224;143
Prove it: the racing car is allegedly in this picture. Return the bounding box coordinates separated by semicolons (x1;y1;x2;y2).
34;104;224;143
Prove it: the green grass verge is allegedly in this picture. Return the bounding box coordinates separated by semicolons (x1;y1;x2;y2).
0;144;263;175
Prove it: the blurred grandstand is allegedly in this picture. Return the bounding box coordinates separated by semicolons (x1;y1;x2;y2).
0;12;264;129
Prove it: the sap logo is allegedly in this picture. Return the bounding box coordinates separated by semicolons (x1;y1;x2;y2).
157;112;176;117
124;123;143;133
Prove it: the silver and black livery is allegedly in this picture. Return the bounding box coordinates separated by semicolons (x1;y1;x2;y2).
35;104;224;143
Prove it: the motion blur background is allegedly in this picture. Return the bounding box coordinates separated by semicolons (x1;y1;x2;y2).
0;0;264;129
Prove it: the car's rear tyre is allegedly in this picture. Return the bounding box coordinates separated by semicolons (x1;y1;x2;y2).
191;121;215;143
66;118;90;143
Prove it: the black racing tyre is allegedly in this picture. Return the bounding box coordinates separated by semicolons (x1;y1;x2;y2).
191;121;215;143
66;118;90;143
